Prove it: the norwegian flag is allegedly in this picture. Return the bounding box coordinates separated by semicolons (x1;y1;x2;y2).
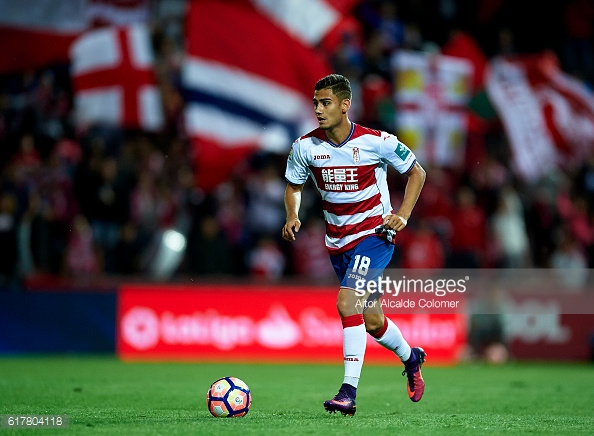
0;0;149;74
183;0;330;193
486;52;594;181
70;24;163;131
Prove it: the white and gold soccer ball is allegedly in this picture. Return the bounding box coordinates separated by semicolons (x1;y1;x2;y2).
206;376;251;417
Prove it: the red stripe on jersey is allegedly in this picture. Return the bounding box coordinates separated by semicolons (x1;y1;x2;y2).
327;235;377;255
342;314;364;328
350;124;382;140
301;128;325;141
326;214;384;239
301;124;381;143
322;192;382;216
309;163;377;192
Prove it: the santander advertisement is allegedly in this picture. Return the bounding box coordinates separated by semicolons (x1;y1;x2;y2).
117;285;466;364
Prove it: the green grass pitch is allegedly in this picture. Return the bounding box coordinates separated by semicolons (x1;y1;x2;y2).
1;356;593;435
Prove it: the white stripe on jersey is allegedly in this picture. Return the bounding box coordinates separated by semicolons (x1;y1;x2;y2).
317;183;379;204
325;229;378;251
324;204;384;227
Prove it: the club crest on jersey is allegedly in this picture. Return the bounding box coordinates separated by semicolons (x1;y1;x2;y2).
352;147;360;164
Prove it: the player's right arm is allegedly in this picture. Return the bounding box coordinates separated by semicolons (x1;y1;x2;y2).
283;138;310;241
282;182;304;241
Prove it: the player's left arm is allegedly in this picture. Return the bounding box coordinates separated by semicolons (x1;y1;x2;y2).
383;161;426;232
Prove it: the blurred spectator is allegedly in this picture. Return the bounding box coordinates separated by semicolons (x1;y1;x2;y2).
248;236;286;281
54;134;83;178
187;215;234;276
245;160;286;240
12;133;41;178
550;229;588;288
331;22;366;80
399;220;446;269
214;179;249;273
113;221;144;275
414;165;454;241
36;148;80;274
402;22;424;51
290;217;335;280
563;0;594;84
557;186;593;250
467;313;507;363
447;186;486;268
65;214;99;276
0;192;18;288
215;179;248;247
490;185;530;268
17;192;46;276
362;30;393;80
568;196;593;248
575;155;594;209
496;27;517;56
376;2;406;52
359;74;394;131
469;155;510;217
525;185;561;267
154;177;177;229
130;172;159;236
83;157;133;272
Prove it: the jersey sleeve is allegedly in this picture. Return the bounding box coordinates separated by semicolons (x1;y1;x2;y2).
285;139;309;185
379;132;417;174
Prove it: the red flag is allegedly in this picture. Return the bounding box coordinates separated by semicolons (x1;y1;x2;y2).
392;51;474;168
183;0;330;193
486;51;594;180
70;24;163;131
0;0;148;73
441;31;488;93
252;0;362;46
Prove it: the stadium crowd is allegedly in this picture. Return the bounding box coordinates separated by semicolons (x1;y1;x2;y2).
1;0;593;289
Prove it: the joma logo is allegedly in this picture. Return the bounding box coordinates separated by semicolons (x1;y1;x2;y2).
314;154;331;160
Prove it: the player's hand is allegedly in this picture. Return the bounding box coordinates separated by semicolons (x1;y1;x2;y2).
383;214;408;232
282;217;301;241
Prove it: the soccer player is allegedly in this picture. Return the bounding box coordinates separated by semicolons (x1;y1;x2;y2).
281;74;427;416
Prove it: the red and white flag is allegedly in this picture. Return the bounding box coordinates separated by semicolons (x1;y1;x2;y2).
391;51;474;167
486;52;594;181
183;0;330;193
70;24;163;131
0;0;149;73
251;0;361;46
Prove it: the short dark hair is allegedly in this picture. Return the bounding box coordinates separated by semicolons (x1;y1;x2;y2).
314;74;352;101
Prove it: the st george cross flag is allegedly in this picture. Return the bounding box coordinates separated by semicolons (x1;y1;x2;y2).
183;0;330;193
486;52;594;181
0;0;149;74
391;50;474;167
70;23;163;131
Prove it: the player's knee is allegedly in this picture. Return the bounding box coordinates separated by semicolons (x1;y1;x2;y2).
336;288;356;317
336;297;349;317
364;314;384;333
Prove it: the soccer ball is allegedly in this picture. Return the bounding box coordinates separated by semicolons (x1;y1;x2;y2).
206;376;251;417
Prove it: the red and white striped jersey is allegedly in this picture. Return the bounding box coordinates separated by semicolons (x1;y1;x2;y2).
285;123;417;254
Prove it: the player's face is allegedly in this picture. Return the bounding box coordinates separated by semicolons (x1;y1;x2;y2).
313;88;348;130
